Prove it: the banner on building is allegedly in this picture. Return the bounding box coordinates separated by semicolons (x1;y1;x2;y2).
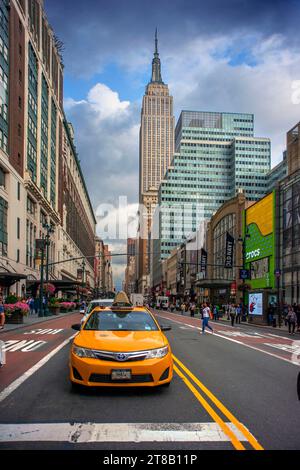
224;232;234;268
35;239;46;261
200;249;207;272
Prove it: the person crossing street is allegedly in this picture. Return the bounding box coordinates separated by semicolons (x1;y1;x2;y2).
201;303;214;334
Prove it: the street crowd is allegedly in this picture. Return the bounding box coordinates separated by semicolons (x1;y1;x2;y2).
151;298;300;336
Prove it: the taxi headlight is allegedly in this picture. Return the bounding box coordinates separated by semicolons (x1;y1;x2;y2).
73;346;97;358
145;346;169;359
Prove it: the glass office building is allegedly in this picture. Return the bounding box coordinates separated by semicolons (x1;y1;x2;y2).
155;111;271;267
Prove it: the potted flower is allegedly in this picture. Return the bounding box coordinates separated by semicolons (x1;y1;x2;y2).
59;301;72;312
44;283;56;295
5;302;29;324
48;297;60;315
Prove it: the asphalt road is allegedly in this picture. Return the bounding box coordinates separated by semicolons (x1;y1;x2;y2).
0;311;299;450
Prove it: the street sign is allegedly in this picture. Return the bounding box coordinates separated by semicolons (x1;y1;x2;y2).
239;269;250;280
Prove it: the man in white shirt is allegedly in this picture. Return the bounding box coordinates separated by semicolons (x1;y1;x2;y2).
202;303;214;334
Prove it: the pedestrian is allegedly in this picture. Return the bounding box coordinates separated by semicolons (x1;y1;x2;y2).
190;302;195;317
0;293;5;330
28;297;35;315
294;303;300;332
225;303;230;320
236;304;242;324
201;303;214;334
267;303;274;326
212;305;218;321
229;303;236;327
286;305;297;335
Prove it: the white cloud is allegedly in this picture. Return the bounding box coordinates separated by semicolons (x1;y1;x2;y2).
87;83;130;120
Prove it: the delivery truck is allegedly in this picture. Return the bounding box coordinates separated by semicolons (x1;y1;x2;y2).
130;293;144;306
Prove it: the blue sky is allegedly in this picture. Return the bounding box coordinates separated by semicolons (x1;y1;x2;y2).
44;0;300;290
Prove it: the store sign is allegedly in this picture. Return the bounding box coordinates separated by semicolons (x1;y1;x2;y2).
246;249;261;261
239;269;250;280
224;233;235;268
200;249;207;272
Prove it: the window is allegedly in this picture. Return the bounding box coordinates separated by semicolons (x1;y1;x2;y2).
17;217;20;239
17;249;20;263
0;196;8;256
0;167;5;188
17;182;20;200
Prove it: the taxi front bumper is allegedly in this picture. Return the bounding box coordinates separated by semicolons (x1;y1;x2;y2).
70;351;173;387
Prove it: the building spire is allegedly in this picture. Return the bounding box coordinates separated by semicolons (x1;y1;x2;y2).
151;28;163;84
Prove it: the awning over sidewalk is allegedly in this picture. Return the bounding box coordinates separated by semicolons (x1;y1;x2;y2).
26;279;82;291
195;279;232;289
0;272;27;287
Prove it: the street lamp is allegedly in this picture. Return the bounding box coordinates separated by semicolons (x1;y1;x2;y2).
238;228;250;320
42;223;55;316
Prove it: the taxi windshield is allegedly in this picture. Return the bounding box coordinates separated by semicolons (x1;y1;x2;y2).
84;310;159;332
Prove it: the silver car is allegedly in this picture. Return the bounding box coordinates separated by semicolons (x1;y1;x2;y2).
80;299;114;324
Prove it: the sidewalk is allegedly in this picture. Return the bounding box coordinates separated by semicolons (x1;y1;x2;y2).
155;308;300;335
0;310;81;334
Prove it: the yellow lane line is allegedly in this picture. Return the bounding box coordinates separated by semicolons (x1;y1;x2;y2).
173;364;246;450
173;355;264;451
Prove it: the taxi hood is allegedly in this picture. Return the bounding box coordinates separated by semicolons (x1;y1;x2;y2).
74;330;168;352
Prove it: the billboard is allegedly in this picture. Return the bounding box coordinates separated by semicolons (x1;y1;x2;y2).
249;293;263;315
244;192;275;290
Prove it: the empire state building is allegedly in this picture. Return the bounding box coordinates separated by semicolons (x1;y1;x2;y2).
138;30;175;292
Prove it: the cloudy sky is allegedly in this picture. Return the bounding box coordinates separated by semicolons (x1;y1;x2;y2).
45;0;300;289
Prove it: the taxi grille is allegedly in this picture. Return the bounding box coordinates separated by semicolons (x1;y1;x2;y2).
89;373;154;384
93;351;149;362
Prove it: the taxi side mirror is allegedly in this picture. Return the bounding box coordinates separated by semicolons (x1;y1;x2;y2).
72;324;81;331
160;325;171;331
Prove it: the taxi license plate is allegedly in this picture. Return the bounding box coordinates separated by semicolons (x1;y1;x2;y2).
111;369;132;380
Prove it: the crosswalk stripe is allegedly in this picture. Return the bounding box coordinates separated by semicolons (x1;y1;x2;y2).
0;422;249;443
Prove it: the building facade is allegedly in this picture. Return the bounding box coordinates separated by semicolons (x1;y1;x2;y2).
0;0;97;297
287;121;300;175
196;192;253;306
138;30;175;293
151;110;271;286
278;170;300;306
266;151;288;193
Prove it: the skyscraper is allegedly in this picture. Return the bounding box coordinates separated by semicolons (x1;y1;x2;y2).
151;110;271;288
137;30;175;293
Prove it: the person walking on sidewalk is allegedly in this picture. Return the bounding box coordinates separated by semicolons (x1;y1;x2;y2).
236;304;242;324
0;294;5;330
229;303;236;327
201;303;214;334
190;302;196;317
293;303;300;332
286;305;297;335
180;302;185;315
213;305;218;321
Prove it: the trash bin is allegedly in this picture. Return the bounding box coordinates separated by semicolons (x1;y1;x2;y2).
272;318;277;327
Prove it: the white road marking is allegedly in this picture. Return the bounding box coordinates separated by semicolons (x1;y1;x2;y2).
158;314;299;366
0;334;76;403
0;422;248;443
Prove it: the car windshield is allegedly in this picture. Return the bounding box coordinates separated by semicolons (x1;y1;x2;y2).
84;310;159;331
86;301;113;315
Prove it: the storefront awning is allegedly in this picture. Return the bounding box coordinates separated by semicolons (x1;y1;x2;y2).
195;279;232;289
0;272;27;287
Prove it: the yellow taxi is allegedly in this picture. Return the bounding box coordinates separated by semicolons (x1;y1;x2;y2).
69;294;173;388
